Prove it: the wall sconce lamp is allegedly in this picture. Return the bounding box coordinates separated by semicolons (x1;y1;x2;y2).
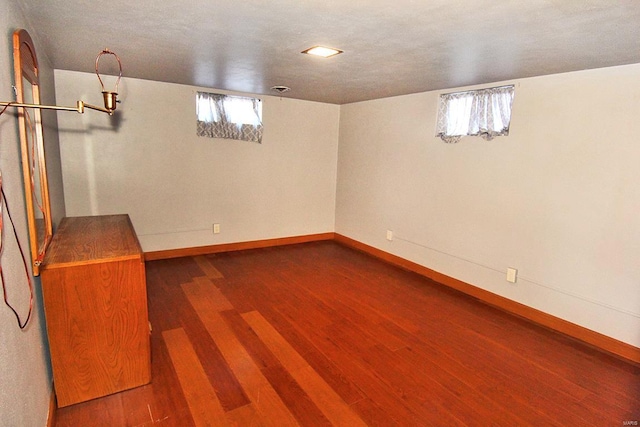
0;48;123;116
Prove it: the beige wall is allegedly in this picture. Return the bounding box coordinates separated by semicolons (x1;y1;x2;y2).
0;0;65;424
336;64;640;347
57;64;640;349
55;71;340;252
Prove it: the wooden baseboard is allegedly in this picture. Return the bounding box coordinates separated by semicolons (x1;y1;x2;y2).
144;232;336;261
47;387;56;427
334;233;640;365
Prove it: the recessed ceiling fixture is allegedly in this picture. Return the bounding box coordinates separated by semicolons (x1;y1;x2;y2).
301;46;343;58
270;85;291;94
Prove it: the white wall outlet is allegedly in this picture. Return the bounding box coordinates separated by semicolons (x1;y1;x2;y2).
213;223;220;234
386;230;393;241
506;267;518;283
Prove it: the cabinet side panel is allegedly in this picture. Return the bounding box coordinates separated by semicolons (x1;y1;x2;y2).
42;258;150;407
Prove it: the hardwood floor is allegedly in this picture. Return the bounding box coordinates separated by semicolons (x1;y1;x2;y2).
55;241;640;426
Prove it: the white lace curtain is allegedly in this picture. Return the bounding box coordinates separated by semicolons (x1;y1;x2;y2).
436;85;514;143
196;92;263;143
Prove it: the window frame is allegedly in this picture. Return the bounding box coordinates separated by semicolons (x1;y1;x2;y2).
196;91;264;143
435;84;515;143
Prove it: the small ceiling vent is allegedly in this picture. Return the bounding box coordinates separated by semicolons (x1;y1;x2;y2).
270;85;291;94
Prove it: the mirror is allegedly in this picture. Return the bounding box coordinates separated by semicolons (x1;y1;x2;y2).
13;29;53;276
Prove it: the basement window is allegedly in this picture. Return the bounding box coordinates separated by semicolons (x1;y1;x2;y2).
436;85;514;143
196;92;263;143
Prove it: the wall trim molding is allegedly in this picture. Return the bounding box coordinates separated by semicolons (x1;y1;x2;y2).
142;231;639;365
333;233;640;365
144;232;336;261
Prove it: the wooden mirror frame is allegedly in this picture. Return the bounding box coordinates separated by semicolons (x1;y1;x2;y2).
13;29;53;276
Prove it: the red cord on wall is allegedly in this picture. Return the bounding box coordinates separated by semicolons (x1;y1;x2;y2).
0;103;35;329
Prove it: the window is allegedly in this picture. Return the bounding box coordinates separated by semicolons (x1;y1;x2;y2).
436;85;514;143
196;92;263;143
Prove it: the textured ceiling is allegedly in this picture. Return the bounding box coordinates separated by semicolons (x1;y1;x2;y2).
17;0;640;104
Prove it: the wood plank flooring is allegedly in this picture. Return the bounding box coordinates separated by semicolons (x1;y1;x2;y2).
55;241;640;426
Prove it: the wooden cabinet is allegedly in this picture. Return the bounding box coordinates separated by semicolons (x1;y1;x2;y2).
41;215;150;407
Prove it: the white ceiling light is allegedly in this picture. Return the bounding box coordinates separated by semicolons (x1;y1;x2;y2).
302;46;343;58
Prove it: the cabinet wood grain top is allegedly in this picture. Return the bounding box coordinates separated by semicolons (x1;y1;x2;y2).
42;214;143;269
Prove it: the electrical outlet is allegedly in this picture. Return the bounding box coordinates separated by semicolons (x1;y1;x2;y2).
506;267;517;283
213;223;220;234
386;230;393;241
